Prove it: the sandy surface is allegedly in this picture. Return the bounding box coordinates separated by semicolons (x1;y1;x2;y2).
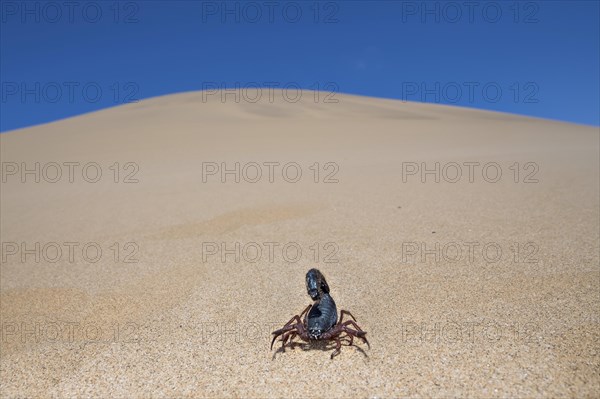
1;90;598;398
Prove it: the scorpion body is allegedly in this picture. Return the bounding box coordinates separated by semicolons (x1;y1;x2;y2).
271;268;369;359
306;291;338;339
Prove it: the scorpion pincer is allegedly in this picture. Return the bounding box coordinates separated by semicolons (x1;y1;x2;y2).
271;268;369;359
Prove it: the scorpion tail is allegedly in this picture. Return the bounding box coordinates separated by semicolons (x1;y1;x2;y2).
306;268;330;299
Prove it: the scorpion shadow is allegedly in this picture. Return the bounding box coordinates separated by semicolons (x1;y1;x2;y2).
271;337;369;360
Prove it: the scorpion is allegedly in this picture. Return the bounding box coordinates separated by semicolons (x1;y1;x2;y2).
271;268;369;359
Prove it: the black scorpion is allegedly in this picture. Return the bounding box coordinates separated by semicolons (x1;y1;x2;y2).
270;268;369;359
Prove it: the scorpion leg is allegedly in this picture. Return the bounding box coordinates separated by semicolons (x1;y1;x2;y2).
341;324;370;348
330;336;343;359
338;309;357;324
337;311;360;346
271;305;312;349
345;333;354;346
280;305;312;331
298;304;312;319
273;323;309;352
280;330;300;348
271;318;302;349
341;320;366;333
284;332;297;345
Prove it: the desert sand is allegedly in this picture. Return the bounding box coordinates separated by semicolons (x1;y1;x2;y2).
1;90;598;398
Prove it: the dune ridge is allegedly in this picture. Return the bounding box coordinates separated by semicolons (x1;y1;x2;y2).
1;91;598;397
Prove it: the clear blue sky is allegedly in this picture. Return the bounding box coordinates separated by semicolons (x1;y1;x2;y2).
1;0;599;131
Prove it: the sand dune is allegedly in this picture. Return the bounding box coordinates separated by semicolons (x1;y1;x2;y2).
1;91;598;397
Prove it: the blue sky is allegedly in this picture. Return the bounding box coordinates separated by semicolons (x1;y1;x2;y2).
1;0;599;131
